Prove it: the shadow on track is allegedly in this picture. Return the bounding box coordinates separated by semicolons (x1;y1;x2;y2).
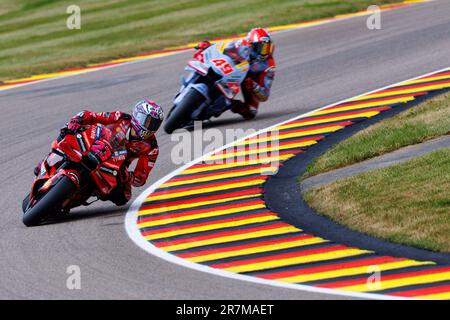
44;204;129;225
175;109;302;132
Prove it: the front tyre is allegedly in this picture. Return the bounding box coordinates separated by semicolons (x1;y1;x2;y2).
23;176;76;227
22;193;30;213
164;89;205;134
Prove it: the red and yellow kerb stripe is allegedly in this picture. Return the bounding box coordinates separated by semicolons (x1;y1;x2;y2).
134;68;450;300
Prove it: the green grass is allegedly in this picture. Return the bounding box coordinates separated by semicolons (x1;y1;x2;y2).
305;92;450;177
304;149;450;252
0;0;400;81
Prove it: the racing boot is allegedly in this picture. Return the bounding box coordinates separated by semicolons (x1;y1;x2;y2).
230;100;257;120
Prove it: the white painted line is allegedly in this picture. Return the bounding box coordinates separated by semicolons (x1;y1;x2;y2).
125;66;449;300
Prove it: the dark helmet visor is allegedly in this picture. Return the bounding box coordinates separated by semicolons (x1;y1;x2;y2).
252;41;273;57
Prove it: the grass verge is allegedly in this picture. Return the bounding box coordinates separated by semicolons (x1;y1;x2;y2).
0;0;400;81
304;149;450;252
305;92;450;177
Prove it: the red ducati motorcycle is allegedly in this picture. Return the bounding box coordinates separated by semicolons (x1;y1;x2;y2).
22;122;129;226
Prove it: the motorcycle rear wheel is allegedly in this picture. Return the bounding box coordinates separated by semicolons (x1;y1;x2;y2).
23;176;76;227
164;89;205;134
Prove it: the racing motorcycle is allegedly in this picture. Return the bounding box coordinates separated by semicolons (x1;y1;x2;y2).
164;41;250;133
22;122;129;226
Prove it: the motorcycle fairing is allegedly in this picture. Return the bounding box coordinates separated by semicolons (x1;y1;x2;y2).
171;41;250;124
28;122;129;211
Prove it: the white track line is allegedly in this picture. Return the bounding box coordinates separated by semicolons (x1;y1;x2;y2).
125;66;450;300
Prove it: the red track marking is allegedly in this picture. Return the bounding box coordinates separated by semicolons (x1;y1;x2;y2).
140;188;263;209
139;199;266;223
417;71;450;79
150;176;267;197
177;234;316;258
152;221;293;248
375;79;450;94
167;163;280;182
211;136;323;156
315;266;450;288
0;79;36;87
272;121;354;135
257;256;404;280
210;245;349;269
280;121;354;135
323;92;427;109
388;284;450;297
285;107;391;126
187;150;303;169
141;211;276;236
207;149;304;162
240;136;321;147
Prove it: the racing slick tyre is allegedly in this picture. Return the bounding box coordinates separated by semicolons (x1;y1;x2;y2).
22;194;30;213
164;89;205;134
23;176;76;227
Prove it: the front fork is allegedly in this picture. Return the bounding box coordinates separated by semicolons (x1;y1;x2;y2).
38;168;80;194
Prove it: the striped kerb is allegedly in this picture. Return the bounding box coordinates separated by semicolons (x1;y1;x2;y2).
134;68;450;299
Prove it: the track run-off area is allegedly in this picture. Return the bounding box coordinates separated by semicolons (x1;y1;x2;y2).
1;0;450;299
127;68;450;300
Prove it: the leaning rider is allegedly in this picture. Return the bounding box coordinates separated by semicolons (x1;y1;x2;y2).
195;27;276;120
34;99;164;206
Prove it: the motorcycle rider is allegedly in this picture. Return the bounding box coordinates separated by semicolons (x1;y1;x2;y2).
194;27;276;120
34;99;164;206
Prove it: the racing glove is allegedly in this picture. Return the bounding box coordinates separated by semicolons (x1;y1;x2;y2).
67;118;82;132
66;113;85;132
59;118;81;137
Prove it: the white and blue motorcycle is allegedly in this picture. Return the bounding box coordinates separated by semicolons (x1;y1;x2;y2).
164;42;250;133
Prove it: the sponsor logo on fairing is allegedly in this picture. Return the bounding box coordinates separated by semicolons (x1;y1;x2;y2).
99;166;118;176
95;126;102;140
76;134;87;153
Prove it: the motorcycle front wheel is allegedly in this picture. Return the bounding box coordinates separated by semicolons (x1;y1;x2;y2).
22;176;76;227
22;193;30;213
164;89;205;134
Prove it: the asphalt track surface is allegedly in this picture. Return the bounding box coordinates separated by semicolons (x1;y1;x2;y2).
0;0;449;299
